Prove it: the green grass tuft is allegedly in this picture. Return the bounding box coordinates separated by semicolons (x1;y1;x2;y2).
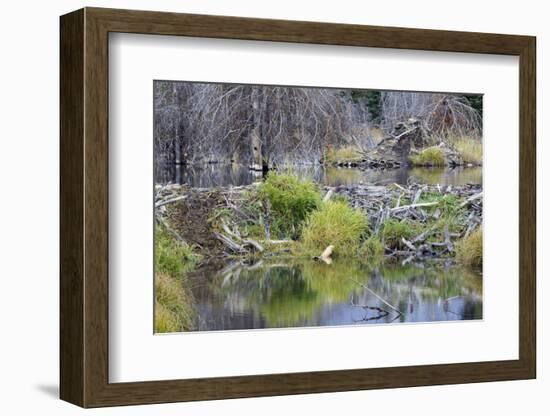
381;219;418;249
259;172;321;238
155;224;200;276
358;236;384;263
301;201;368;256
154;223;200;333
410;146;446;167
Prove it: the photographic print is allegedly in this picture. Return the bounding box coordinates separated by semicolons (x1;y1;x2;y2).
154;81;483;333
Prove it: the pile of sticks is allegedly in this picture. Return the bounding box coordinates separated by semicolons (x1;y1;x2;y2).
324;182;482;261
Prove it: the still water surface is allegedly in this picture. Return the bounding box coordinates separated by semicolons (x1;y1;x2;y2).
187;259;482;331
156;163;482;188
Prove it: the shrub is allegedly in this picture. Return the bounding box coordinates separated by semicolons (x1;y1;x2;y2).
381;219;417;249
301;201;368;255
358;236;384;263
259;172;321;238
453;138;483;165
410;146;446;167
456;227;483;268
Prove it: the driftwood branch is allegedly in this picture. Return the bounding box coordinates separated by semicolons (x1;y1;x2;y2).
459;191;483;208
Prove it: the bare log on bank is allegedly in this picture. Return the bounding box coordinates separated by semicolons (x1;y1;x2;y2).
323;188;335;203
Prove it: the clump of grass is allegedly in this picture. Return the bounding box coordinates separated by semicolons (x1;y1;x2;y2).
456;227;483;268
417;192;463;218
155;224;200;276
326;145;363;164
410;146;446;167
301;201;368;256
155;272;195;332
453;138;483;165
358;236;384;263
381;219;417;249
154;223;200;333
259;172;321;238
155;301;179;333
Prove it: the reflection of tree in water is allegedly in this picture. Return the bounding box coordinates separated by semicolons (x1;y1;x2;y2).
191;259;482;329
156;162;483;188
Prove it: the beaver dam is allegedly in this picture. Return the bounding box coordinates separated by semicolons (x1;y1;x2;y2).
154;169;483;332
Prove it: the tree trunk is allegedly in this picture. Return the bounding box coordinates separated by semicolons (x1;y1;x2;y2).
250;87;263;171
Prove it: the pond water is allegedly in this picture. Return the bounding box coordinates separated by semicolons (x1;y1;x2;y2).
187;259;482;331
156;163;482;188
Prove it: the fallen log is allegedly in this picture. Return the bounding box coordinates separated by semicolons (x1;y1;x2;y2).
390;201;438;213
214;231;244;253
459;191;483;208
155;195;187;208
220;219;263;252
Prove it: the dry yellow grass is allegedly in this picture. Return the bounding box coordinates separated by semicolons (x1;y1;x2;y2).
154;272;195;333
453;137;483;165
326;145;363;164
456;228;483;268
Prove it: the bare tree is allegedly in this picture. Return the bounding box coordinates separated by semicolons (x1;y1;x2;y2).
154;82;482;169
154;82;370;167
380;92;482;140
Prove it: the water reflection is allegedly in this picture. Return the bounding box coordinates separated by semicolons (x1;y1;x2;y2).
187;259;482;331
156;163;481;188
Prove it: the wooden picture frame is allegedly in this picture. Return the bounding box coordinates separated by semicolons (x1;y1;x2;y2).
60;7;536;408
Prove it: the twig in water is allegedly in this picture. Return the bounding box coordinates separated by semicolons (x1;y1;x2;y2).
348;277;403;316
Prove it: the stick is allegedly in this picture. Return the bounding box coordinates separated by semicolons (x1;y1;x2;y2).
155;195;187;208
390;201;438;213
401;237;416;251
411;226;434;243
243;238;264;253
443;225;454;252
221;219;264;252
349;277;403;315
459;192;483;208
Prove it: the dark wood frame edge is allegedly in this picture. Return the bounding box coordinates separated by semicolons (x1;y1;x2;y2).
60;7;536;408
